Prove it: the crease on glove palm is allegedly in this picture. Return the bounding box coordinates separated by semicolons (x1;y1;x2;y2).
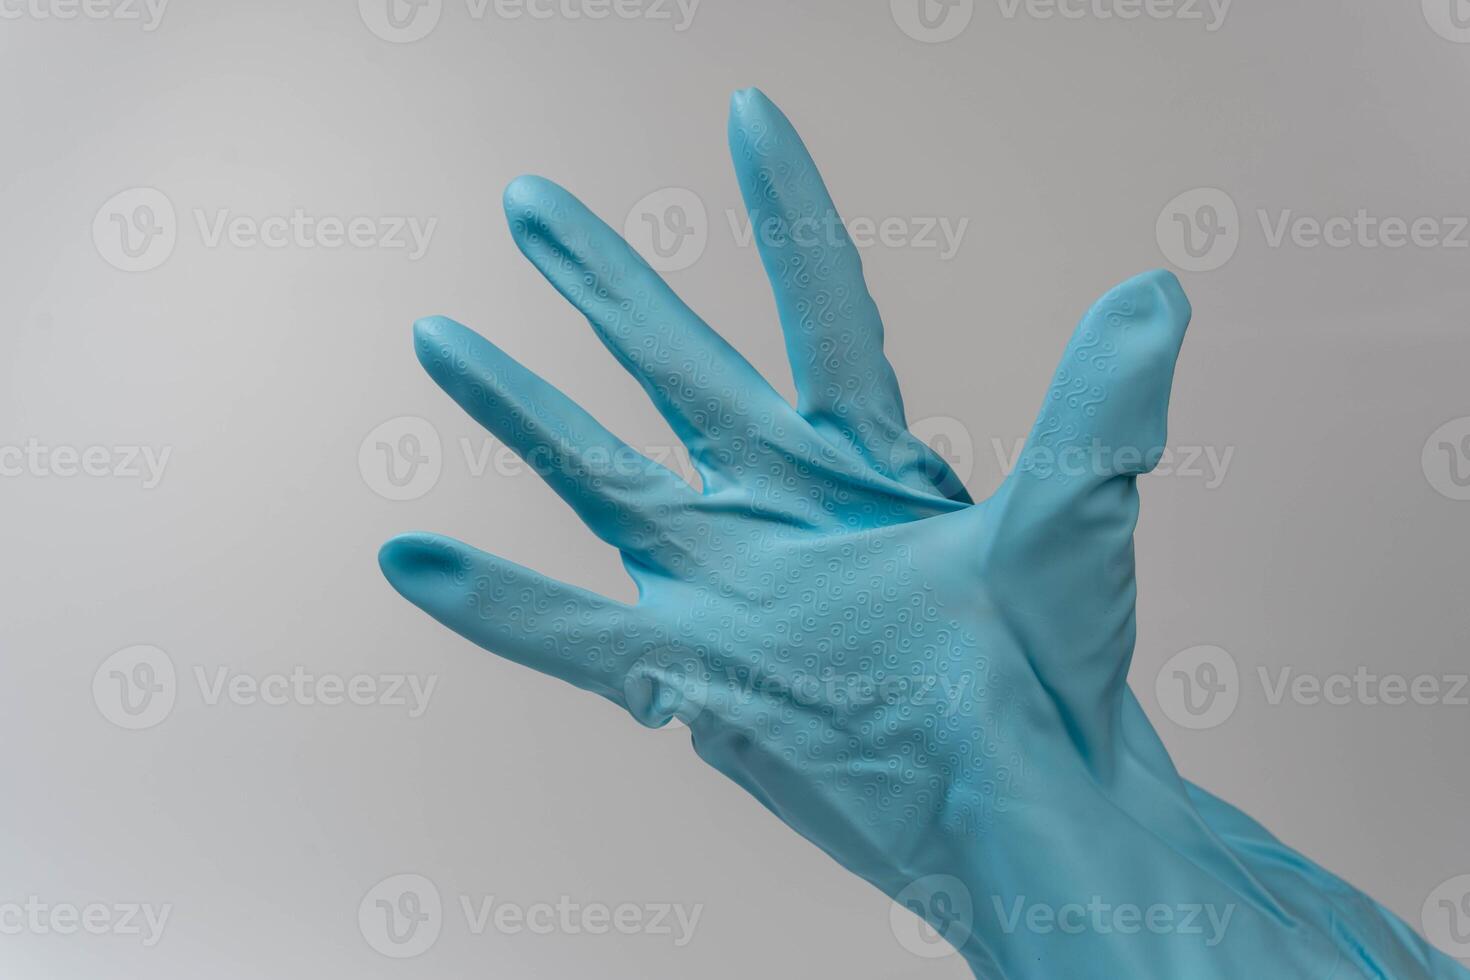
380;88;1467;979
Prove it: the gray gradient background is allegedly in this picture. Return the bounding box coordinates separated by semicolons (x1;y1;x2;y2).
2;1;1469;976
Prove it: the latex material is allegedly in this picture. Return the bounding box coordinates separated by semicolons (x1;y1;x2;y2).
380;88;1466;978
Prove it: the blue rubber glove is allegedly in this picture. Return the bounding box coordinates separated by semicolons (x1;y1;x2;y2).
380;88;1466;978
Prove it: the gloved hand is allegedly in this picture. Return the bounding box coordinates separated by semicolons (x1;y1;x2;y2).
380;88;1466;978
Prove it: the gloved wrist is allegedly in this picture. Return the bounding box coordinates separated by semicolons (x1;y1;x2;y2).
895;780;1339;979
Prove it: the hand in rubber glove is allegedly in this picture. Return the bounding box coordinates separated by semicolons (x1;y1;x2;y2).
380;89;1467;978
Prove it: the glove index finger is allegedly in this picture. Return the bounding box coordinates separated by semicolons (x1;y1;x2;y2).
502;173;796;486
412;315;693;560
